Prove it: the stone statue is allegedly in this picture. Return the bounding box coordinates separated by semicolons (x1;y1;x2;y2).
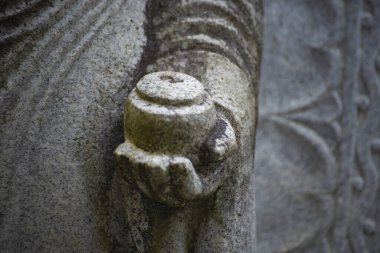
5;0;378;252
113;1;263;251
0;0;262;252
114;70;238;251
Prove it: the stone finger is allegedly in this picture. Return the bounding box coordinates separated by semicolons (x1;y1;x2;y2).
169;157;203;200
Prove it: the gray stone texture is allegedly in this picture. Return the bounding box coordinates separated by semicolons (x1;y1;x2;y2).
256;0;380;253
112;0;262;251
1;0;262;252
2;0;379;252
1;0;147;252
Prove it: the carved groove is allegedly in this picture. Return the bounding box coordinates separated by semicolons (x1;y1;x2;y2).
156;18;255;73
153;2;257;39
156;35;247;74
0;0;43;21
1;0;97;83
1;0;120;113
0;0;74;44
0;0;126;211
150;0;262;81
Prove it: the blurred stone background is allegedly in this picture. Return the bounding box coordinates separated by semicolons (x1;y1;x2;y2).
256;0;380;253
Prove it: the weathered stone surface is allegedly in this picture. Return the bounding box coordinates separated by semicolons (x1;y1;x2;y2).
3;0;380;252
123;72;218;160
115;71;238;207
112;0;263;251
0;0;262;252
0;0;147;252
256;1;380;253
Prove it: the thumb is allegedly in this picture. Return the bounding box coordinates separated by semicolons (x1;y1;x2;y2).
169;157;203;200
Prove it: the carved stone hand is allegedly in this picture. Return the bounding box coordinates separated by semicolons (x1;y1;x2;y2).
115;71;237;207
